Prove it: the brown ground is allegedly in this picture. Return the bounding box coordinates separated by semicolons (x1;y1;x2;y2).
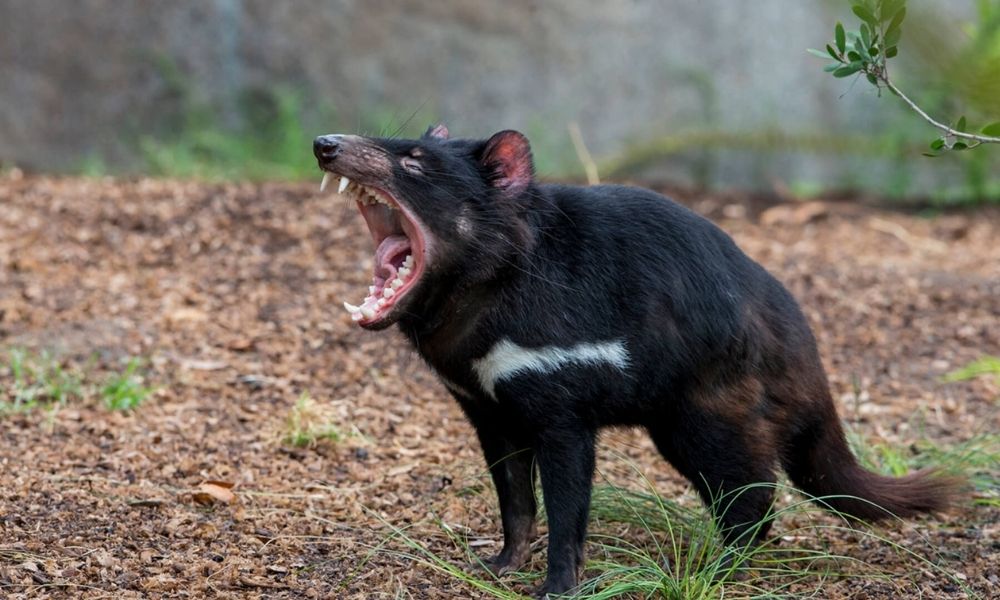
0;173;997;599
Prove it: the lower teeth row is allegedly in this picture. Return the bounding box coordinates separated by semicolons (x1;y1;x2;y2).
343;254;415;320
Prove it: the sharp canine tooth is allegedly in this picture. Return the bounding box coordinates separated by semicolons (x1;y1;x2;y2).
320;172;333;192
390;278;403;289
338;176;350;193
383;287;395;298
343;301;361;314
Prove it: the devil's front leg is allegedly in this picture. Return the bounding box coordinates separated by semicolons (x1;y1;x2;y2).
533;424;597;598
467;410;538;576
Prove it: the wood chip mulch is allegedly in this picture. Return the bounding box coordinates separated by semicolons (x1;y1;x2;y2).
0;174;997;599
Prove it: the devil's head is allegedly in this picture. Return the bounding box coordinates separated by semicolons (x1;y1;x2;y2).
313;125;537;330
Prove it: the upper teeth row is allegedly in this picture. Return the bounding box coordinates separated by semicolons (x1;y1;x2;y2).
320;174;393;208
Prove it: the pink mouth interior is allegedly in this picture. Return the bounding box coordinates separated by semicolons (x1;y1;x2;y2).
373;235;410;286
354;192;426;324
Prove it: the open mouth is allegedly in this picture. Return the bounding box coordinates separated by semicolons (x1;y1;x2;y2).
320;172;428;327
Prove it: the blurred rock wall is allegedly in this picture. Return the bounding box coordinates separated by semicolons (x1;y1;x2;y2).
0;0;978;190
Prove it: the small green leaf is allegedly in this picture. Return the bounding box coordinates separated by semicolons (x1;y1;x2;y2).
854;37;867;59
885;25;902;47
952;142;968;151
981;121;1000;136
930;139;946;151
869;45;879;56
885;7;905;46
866;73;878;85
921;152;940;158
827;44;841;60
807;48;831;59
833;63;863;78
824;62;842;72
885;46;898;58
887;7;906;36
860;23;871;49
852;4;878;27
836;22;846;53
881;0;905;22
848;50;862;62
956;116;967;132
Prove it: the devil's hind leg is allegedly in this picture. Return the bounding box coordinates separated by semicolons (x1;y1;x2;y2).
648;382;779;551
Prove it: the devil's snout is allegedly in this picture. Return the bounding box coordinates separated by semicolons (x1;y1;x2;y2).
313;135;343;162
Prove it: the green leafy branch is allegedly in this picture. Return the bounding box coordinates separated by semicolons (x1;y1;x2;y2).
810;0;1000;155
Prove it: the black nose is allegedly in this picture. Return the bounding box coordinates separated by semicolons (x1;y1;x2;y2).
313;135;342;161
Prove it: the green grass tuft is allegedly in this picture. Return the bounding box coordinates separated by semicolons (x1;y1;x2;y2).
1;349;158;415
0;348;81;413
282;392;342;447
359;447;986;599
100;357;154;411
943;355;1000;387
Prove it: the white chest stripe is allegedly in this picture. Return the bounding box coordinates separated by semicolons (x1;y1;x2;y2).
472;338;630;400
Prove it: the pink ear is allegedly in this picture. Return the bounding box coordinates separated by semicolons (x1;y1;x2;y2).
424;123;450;140
481;130;533;194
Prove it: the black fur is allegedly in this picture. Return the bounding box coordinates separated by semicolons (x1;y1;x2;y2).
317;128;959;598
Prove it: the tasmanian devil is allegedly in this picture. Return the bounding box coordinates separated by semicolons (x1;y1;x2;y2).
312;126;959;597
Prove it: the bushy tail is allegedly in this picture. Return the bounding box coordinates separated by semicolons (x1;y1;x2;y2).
783;410;962;521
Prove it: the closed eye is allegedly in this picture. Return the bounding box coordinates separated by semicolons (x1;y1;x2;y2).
400;156;423;175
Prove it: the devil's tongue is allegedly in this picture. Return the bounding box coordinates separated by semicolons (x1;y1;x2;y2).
375;235;410;281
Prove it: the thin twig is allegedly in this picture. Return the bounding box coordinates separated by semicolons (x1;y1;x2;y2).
568;121;601;185
827;12;1000;149
867;217;948;254
880;78;1000;146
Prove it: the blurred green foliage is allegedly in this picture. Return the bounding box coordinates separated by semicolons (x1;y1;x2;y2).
947;0;1000;119
139;83;321;181
116;54;438;182
77;53;323;181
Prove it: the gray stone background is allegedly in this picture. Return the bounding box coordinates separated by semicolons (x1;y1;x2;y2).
0;0;994;196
